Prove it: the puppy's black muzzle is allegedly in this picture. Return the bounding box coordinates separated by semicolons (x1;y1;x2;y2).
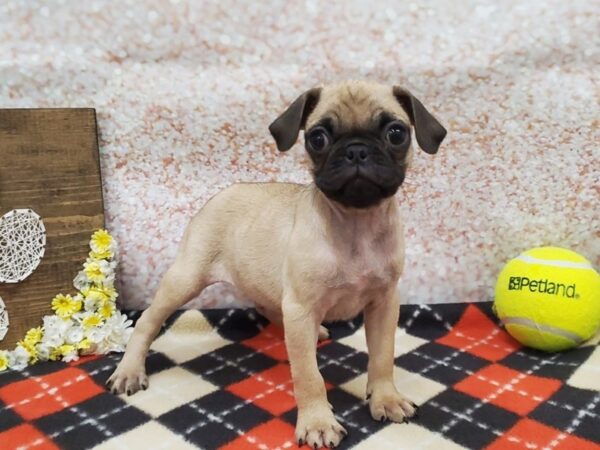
315;137;405;209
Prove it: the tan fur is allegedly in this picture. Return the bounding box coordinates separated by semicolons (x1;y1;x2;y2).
107;82;432;449
307;81;411;132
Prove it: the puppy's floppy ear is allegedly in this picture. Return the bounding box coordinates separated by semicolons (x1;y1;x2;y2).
393;86;447;154
269;87;321;151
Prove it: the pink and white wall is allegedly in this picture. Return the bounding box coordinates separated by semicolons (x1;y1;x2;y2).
1;0;598;309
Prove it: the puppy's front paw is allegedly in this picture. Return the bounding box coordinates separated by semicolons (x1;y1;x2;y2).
367;382;417;423
106;360;148;396
296;405;347;448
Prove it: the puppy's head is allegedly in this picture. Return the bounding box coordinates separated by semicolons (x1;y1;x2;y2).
269;81;446;209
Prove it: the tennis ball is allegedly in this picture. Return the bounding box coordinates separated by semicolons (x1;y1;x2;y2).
494;247;600;352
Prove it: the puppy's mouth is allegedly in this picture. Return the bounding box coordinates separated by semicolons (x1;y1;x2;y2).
316;167;403;209
339;175;384;208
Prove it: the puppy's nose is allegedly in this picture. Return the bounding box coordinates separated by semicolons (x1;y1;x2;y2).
345;144;369;163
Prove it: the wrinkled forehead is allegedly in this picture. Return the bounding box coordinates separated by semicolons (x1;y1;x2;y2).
305;83;410;132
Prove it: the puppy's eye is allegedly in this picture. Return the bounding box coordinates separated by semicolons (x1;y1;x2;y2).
385;123;408;146
307;127;330;151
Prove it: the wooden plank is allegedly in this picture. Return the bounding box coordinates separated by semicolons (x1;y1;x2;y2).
0;109;104;349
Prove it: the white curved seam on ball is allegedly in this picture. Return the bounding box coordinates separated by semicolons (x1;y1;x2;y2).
515;255;593;270
501;316;584;343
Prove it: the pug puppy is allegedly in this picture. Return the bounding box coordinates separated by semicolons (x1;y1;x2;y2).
107;81;446;449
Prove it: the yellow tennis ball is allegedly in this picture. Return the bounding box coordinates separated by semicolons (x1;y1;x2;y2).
494;247;600;352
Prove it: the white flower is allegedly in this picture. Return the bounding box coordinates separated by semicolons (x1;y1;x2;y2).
36;342;51;361
41;316;70;348
86;325;110;344
84;296;98;312
71;310;86;323
85;312;133;355
109;311;132;329
73;270;91;291
8;345;30;370
106;311;133;332
65;325;84;345
113;325;133;345
43;315;70;337
41;334;63;348
43;315;61;331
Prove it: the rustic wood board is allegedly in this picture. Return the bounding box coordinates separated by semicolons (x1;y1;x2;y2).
0;109;104;349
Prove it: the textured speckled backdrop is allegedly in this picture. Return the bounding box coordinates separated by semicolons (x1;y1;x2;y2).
1;0;598;309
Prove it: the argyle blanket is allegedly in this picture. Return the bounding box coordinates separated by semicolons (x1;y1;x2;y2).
1;302;599;450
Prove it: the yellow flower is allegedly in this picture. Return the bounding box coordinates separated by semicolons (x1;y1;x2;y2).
50;347;61;361
98;302;115;319
84;261;105;284
50;344;77;362
59;344;76;357
83;286;108;303
0;351;8;371
51;294;82;319
82;285;116;306
98;285;118;302
24;327;44;345
77;338;92;350
90;230;113;255
82;314;103;329
90;248;114;260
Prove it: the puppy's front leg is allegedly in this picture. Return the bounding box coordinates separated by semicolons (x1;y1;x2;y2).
365;288;417;422
283;298;347;448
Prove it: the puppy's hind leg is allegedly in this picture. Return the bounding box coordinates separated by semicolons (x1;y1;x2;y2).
107;226;216;395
